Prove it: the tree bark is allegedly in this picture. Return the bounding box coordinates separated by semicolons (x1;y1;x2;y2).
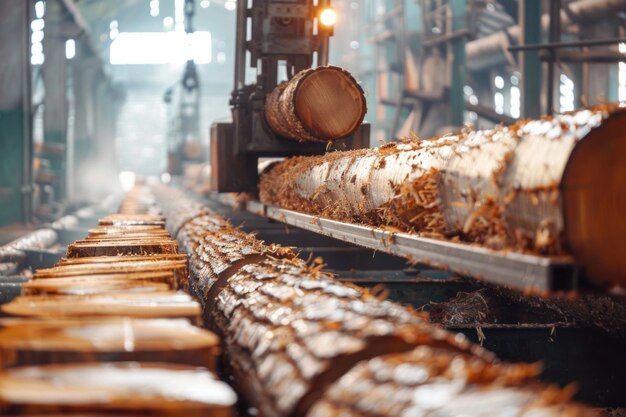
265;66;367;142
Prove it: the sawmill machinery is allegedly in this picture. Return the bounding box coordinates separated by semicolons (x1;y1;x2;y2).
209;0;370;192
164;0;203;175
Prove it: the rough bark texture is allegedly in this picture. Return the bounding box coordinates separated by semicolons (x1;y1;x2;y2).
265;65;367;142
152;185;595;417
209;257;485;417
260;105;626;286
306;346;594;417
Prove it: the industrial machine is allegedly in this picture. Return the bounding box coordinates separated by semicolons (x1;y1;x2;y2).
164;0;203;175
209;0;370;192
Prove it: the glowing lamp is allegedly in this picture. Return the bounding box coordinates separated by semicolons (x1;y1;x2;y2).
319;8;337;27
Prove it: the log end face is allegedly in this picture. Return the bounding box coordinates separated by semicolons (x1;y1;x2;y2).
294;67;366;141
562;110;626;287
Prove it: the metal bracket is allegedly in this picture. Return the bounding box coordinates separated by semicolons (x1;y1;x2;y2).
246;201;580;292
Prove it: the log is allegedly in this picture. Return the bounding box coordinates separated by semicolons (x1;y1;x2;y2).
0;362;236;416
306;346;595;417
0;318;220;369
260;104;626;286
1;291;201;322
265;66;367;142
151;185;596;417
208;257;487;417
0;229;58;276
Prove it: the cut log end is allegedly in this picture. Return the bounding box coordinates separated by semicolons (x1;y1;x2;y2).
562;110;626;286
294;67;366;141
266;66;366;142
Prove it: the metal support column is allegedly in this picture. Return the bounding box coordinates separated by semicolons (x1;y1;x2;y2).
449;0;467;126
546;0;561;114
518;0;542;118
0;1;33;226
72;47;98;198
43;0;69;200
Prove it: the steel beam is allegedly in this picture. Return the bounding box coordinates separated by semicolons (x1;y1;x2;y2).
246;201;579;292
466;0;626;72
518;0;542;119
449;0;466;126
72;48;99;198
0;1;33;226
43;0;69;199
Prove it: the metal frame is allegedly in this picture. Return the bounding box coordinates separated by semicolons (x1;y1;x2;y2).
245;200;580;292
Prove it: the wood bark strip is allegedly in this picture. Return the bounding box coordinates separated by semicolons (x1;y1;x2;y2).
0;318;220;369
209;257;487;417
265;66;367;142
261;104;626;286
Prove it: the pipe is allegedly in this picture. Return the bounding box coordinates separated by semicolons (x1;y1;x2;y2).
466;0;626;71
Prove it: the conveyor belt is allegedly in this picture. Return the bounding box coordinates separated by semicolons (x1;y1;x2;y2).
244;199;580;292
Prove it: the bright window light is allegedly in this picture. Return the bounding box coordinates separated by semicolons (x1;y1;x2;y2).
559;73;575;112
35;1;45;18
65;39;75;59
618;62;626;103
118;171;136;192
31;54;44;65
494;75;504;89
510;86;520;118
32;30;44;43
110;31;212;65
200;0;210;8
494;92;504;114
31;19;44;32
175;0;185;31
225;0;236;11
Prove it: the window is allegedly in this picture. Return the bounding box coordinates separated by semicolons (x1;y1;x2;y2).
110;32;212;65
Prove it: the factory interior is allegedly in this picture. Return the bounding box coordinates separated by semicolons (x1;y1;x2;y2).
0;0;626;415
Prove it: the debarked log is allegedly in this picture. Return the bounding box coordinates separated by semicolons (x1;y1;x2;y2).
261;104;626;286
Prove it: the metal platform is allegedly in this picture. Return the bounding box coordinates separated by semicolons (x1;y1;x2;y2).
245;200;580;292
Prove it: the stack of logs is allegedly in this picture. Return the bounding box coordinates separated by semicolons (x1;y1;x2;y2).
0;187;236;416
260;104;626;287
152;184;597;417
